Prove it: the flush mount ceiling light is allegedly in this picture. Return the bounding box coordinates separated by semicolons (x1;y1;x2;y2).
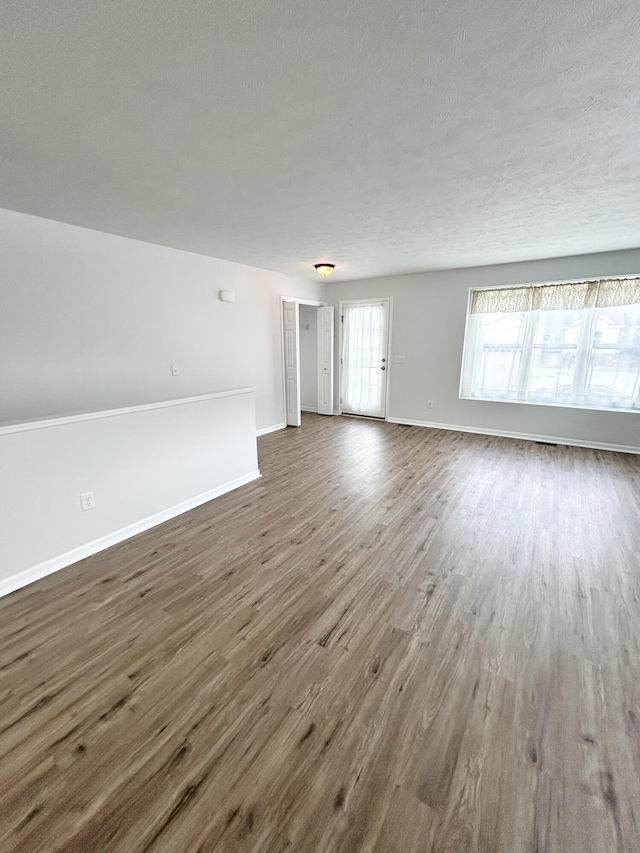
314;263;335;276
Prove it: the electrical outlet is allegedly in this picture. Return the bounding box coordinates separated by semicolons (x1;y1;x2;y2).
171;364;180;376
80;492;95;511
428;400;434;408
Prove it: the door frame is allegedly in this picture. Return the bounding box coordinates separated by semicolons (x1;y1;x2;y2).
338;297;393;420
279;296;326;427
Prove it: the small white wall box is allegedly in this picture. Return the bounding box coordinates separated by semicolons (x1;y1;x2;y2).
219;290;236;303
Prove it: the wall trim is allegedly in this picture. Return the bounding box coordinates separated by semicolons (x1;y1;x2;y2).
300;406;318;413
256;422;286;436
386;417;640;455
0;469;261;600
0;387;256;436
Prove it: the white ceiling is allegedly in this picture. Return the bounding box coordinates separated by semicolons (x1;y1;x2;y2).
1;0;639;282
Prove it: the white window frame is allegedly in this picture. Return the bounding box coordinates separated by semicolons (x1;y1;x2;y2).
459;279;640;415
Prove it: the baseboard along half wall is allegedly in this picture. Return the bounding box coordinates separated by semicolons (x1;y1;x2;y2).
0;470;261;599
256;422;287;436
386;416;640;455
1;388;262;599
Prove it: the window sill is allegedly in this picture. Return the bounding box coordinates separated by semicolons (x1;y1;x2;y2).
458;394;640;416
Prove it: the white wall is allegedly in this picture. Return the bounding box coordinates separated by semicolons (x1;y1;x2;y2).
299;304;318;411
326;249;640;451
0;208;323;431
0;390;259;593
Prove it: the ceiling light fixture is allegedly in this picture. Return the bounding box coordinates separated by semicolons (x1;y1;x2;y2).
314;263;335;276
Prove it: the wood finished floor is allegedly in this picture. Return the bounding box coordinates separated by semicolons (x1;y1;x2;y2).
1;413;639;852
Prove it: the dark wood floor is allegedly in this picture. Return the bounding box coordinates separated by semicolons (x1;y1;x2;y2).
1;413;639;852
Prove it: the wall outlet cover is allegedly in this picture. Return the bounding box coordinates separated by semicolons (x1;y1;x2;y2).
80;492;95;511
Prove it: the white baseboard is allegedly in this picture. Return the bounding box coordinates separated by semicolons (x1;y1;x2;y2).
386;417;640;455
300;406;318;413
0;469;262;600
256;423;286;436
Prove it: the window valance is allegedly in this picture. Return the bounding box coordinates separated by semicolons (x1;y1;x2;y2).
470;277;640;315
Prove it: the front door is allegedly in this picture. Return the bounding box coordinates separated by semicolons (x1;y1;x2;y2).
340;301;390;418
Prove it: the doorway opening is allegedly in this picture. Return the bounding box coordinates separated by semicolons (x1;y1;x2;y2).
281;298;334;427
300;304;320;414
339;299;392;419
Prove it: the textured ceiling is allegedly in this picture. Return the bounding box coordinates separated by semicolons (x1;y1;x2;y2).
1;0;639;281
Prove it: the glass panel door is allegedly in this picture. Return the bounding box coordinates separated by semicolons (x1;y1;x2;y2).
341;302;390;418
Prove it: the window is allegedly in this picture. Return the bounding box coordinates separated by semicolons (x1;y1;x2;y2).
460;278;640;412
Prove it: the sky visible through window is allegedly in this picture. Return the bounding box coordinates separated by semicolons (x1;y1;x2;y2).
462;302;640;411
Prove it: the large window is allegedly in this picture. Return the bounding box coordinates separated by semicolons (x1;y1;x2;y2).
460;278;640;412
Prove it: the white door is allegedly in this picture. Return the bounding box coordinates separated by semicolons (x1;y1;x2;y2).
283;300;301;426
341;301;390;418
317;306;334;416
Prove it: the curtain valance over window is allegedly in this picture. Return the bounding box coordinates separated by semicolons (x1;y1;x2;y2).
470;277;640;315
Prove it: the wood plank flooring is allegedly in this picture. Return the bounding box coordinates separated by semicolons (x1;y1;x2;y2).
1;413;639;852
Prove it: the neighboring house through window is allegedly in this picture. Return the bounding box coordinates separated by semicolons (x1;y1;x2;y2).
460;277;640;412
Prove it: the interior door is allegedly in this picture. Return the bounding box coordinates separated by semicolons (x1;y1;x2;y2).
341;301;390;418
283;300;301;426
317;306;334;416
